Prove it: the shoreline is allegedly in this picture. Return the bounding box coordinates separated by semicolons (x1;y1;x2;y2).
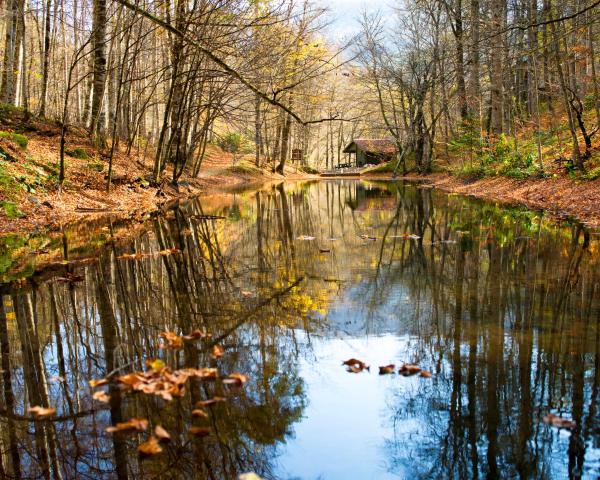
363;172;600;229
3;168;600;237
0;166;315;236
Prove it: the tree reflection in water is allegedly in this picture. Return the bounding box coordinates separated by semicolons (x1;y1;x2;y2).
0;180;598;479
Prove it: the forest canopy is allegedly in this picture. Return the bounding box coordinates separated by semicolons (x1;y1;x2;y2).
1;0;599;182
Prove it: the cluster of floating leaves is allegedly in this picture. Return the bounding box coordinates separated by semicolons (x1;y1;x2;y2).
543;413;576;430
111;364;219;401
117;247;181;261
342;357;432;377
29;328;248;458
157;328;212;349
342;357;576;432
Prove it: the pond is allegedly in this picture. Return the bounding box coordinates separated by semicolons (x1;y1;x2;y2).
0;179;599;479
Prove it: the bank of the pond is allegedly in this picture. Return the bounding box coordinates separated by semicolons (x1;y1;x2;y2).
365;172;600;228
0;139;314;236
0;108;316;235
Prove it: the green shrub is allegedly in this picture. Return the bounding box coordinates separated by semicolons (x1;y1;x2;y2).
364;161;395;174
0;131;27;149
86;160;104;172
454;163;491;179
0;200;24;218
217;133;253;155
497;151;539;178
300;165;319;174
65;147;89;160
583;166;600;180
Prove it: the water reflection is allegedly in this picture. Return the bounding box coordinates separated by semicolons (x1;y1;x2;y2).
0;180;599;479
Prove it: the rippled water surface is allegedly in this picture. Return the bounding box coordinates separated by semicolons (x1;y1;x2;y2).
1;180;600;479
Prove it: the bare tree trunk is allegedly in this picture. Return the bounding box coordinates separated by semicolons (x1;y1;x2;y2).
39;0;52;116
489;0;504;134
90;0;107;138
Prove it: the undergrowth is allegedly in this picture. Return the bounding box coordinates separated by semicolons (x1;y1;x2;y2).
0;131;28;149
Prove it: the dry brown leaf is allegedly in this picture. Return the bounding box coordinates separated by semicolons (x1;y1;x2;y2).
159;248;181;256
182;368;218;380
117;252;146;261
212;344;224;358
543;413;576;430
342;358;370;372
189;427;211;437
138;436;163;456
154;425;171;441
192;409;209;418
378;364;395;375
223;373;248;386
92;391;110;403
183;329;209;340
346;365;363;373
399;364;422;376
89;378;108;388
106;418;148;433
159;331;184;349
28;406;56;419
420;370;432;378
195;397;227;408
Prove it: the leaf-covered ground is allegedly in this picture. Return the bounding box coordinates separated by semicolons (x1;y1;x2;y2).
0;109;312;235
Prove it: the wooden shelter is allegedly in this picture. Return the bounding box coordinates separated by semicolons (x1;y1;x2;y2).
342;139;397;167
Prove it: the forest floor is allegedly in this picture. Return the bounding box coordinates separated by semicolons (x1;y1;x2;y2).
0;106;313;235
366;172;600;228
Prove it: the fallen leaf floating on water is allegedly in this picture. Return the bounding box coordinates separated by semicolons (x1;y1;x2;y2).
241;290;254;298
390;233;421;240
154;425;171;442
138;436;163;456
182;329;209;341
239;474;264;480
342;358;370;372
189;427;211;437
147;358;166;372
399;364;422;376
116;367;218;401
195;397;227;408
192;214;225;221
212;344;224;358
159;248;181;256
89;378;109;388
379;365;396;375
297;235;315;241
223;373;248;386
159;331;184;349
346;365;363;373
117;252;147;261
55;273;84;284
420;370;432;378
92;391;110;403
106;418;148;433
192;409;209;418
319;248;331;253
359;234;377;241
543;413;576;430
28;406;56;419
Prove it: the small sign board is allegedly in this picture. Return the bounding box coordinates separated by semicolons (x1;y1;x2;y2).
291;149;303;162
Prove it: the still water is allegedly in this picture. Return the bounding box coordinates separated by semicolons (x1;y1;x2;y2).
0;180;599;479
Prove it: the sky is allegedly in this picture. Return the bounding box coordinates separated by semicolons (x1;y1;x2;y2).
317;0;394;41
